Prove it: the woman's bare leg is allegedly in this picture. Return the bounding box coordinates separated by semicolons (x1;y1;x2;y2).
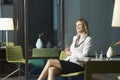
48;67;61;80
37;59;62;80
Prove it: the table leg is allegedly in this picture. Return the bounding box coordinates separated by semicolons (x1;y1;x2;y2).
85;73;92;80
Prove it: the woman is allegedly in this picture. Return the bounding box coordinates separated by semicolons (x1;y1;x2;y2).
38;18;93;80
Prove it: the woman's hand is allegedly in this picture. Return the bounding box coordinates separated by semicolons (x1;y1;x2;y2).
64;47;71;56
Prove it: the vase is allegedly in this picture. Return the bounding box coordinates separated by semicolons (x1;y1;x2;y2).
106;46;116;60
47;41;52;48
36;33;43;49
36;38;43;49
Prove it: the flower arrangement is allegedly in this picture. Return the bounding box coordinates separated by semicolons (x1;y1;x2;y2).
110;40;120;47
106;40;120;59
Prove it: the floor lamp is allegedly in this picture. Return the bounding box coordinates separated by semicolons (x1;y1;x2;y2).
0;18;14;46
112;0;120;27
112;0;120;79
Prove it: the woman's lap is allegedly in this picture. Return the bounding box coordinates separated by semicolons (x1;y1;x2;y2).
59;60;84;74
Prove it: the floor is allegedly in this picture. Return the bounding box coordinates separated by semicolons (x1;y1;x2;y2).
0;76;25;80
92;74;120;80
0;74;120;80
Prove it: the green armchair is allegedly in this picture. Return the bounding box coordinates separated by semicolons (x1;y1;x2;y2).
59;51;84;80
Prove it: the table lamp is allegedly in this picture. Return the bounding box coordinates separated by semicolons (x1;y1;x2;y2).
0;18;14;46
112;0;120;27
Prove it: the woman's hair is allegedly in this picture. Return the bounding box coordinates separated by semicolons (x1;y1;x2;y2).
77;18;89;35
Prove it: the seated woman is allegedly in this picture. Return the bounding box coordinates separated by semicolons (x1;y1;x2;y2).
37;18;93;80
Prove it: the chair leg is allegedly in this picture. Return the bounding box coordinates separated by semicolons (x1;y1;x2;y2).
2;64;24;80
2;68;19;80
17;64;25;80
18;64;21;80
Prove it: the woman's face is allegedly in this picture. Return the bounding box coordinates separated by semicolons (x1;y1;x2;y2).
76;21;85;34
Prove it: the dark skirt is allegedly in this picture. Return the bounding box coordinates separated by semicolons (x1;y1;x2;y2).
59;60;84;74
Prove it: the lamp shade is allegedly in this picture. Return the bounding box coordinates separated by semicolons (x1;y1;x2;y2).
0;18;14;30
112;0;120;27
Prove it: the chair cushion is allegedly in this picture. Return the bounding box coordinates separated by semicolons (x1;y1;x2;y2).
28;59;44;67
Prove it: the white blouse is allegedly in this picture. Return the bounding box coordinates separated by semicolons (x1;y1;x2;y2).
65;34;93;67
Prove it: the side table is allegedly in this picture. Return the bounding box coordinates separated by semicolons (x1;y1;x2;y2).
85;58;120;80
32;48;59;58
